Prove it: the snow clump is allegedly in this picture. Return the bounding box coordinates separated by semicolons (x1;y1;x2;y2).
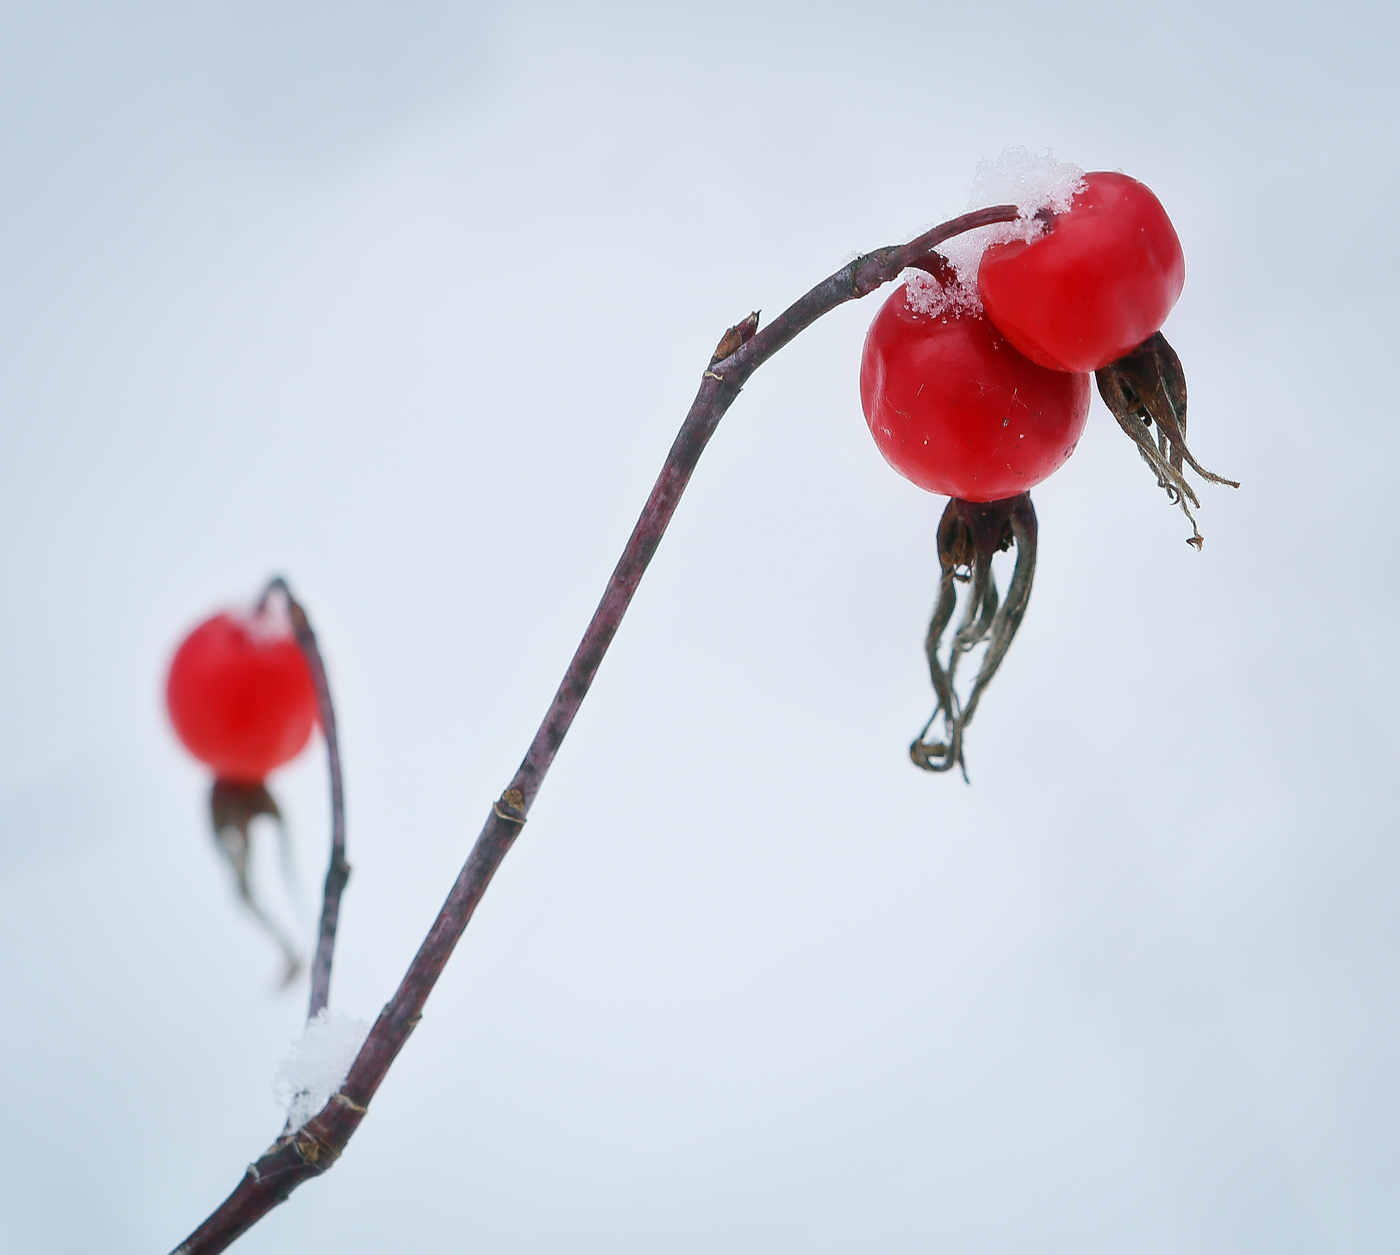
273;1008;370;1130
904;146;1085;319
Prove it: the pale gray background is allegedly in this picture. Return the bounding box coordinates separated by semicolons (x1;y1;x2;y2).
1;1;1396;1251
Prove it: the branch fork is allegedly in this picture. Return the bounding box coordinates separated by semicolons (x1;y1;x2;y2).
171;205;1026;1254
174;200;1243;1251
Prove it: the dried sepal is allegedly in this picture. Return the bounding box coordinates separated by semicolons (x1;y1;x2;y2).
911;493;1037;779
210;778;302;987
1095;331;1238;549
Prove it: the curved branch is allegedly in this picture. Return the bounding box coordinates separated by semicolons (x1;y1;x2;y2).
170;202;1020;1255
262;576;349;1022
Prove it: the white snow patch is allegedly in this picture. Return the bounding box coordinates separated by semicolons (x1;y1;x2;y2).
903;267;979;319
273;1008;370;1129
907;147;1085;316
968;145;1085;217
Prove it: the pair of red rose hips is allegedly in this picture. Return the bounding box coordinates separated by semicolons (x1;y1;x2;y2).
860;172;1185;501
161;174;1200;796
860;171;1231;775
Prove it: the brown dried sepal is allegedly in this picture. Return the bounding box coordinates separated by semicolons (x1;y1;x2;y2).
911;493;1037;779
1095;331;1239;549
210;779;302;987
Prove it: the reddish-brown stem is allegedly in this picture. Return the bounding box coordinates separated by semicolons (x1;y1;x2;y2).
262;577;348;1022
170;202;1020;1255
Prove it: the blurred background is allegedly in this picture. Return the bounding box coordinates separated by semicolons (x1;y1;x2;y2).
1;1;1396;1250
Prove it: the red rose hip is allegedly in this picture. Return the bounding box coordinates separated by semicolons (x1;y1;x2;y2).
860;280;1091;501
166;603;317;783
976;171;1186;373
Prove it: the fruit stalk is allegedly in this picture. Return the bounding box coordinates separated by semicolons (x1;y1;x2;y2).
170;202;1020;1255
261;576;349;1022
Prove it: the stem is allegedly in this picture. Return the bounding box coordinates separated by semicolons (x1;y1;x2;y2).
170;202;1020;1255
263;577;349;1022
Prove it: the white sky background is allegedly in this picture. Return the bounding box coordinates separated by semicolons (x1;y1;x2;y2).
0;0;1396;1250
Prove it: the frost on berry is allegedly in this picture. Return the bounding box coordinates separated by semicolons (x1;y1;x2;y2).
910;493;1037;779
967;145;1085;216
902;266;980;319
1095;332;1239;548
905;146;1086;319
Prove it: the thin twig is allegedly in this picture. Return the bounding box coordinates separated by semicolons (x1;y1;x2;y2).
169;203;1020;1255
263;576;349;1022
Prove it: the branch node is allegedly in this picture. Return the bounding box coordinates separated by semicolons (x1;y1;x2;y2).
332;1092;368;1114
493;788;527;824
709;310;760;365
171;200;1031;1255
292;1122;340;1171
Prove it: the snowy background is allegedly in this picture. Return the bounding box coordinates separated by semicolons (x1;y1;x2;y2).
1;1;1397;1251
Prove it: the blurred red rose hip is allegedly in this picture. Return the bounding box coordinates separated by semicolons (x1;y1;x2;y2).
166;603;317;783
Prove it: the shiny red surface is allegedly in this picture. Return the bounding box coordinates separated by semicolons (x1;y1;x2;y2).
860;283;1090;501
978;171;1185;373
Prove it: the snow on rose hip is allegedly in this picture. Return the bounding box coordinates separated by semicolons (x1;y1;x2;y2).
159;151;1245;1245
977;172;1185;373
167;586;318;983
860;267;1091;501
860;149;1235;776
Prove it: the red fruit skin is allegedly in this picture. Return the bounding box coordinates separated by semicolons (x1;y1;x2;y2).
860;284;1091;501
166;612;317;783
977;172;1185;373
